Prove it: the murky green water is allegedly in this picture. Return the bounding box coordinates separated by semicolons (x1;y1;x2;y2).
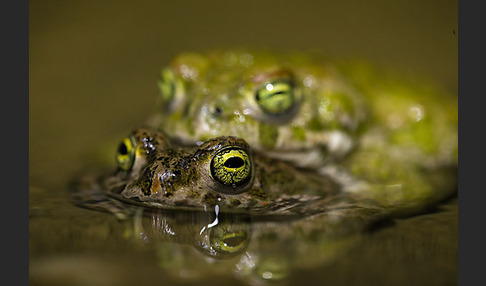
30;1;457;285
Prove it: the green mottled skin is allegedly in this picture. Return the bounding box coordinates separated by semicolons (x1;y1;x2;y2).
147;50;457;215
70;51;457;283
150;50;369;168
150;50;457;171
73;50;456;219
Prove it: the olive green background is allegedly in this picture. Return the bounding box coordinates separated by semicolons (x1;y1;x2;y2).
29;1;457;285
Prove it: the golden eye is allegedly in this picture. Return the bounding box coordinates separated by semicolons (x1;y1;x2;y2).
210;148;252;187
210;227;248;254
115;137;136;171
158;68;177;103
255;79;295;114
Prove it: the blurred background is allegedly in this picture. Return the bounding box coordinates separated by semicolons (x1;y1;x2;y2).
29;1;457;285
29;0;457;189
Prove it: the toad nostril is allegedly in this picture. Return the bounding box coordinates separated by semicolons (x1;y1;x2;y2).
213;106;223;116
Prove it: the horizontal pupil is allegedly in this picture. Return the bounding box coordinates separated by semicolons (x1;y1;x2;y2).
270;90;287;96
224;157;244;169
223;235;245;247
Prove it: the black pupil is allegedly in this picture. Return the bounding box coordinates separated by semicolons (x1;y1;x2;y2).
224;157;244;168
224;235;245;247
118;143;128;155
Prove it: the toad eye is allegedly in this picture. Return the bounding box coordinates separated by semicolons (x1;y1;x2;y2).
158;68;177;103
115;137;136;171
209;227;248;255
210;148;252;187
255;79;295;114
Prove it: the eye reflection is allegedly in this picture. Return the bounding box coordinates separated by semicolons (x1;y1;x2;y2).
210;227;248;255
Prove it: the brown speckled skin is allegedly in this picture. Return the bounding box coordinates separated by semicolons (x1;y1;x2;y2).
81;128;342;216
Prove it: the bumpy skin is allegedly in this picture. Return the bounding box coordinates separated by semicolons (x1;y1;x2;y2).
73;50;457;218
147;50;457;215
74;128;347;216
70;51;457;283
150;50;368;168
323;61;458;213
150;50;457;171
